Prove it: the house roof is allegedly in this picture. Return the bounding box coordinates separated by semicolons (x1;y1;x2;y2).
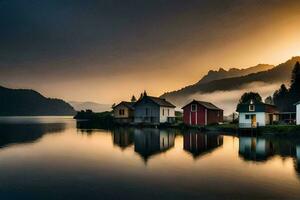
182;100;222;110
136;96;176;108
114;101;135;110
236;101;278;113
294;101;300;105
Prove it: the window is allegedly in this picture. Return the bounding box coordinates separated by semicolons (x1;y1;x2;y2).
146;108;149;116
246;114;256;120
249;105;255;111
119;109;125;115
167;109;170;116
163;109;165;116
191;104;197;112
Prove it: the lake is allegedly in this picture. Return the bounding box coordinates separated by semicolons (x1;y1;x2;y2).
0;117;300;200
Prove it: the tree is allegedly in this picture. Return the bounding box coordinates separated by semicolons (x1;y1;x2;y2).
111;103;116;109
291;62;300;90
272;62;300;112
290;61;300;97
273;84;288;99
265;96;274;105
131;95;137;102
139;90;148;100
273;84;289;111
143;90;147;96
139;92;144;100
238;92;262;104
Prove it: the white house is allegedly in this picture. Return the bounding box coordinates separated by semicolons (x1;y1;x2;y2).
133;95;176;124
296;101;300;125
236;100;279;128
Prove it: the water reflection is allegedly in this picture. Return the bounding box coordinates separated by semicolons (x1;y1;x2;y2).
238;136;300;178
183;132;223;158
134;128;175;161
112;128;134;149
296;146;300;174
239;137;274;162
0;123;65;148
1;118;300;199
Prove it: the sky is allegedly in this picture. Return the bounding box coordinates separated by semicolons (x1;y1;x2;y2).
1;0;300;104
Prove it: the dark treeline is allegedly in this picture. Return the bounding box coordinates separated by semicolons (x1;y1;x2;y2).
273;62;300;112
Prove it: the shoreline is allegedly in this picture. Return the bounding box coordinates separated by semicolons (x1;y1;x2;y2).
75;116;300;137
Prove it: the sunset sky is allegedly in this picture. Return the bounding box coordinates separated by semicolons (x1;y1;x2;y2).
1;0;300;104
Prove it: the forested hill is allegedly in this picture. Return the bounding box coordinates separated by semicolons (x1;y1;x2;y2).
0;86;75;116
161;56;300;105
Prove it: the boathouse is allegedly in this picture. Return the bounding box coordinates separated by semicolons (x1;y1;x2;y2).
182;100;223;126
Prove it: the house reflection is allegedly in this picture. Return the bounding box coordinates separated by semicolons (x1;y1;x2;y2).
134;128;175;162
239;137;274;162
238;136;300;180
294;145;300;175
183;132;223;159
0;123;65;148
112;128;134;150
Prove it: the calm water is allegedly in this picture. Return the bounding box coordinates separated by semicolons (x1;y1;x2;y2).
0;117;300;200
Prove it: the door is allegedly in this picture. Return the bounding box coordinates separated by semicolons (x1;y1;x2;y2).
251;115;257;127
269;114;273;125
190;112;196;125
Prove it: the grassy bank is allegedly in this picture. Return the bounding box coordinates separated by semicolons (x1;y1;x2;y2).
205;123;238;133
206;124;300;136
74;111;300;137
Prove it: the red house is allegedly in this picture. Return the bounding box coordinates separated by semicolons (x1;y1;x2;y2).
182;100;223;126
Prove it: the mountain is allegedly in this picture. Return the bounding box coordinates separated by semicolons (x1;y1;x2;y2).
69;101;111;112
0;86;76;116
161;56;300;109
197;64;274;84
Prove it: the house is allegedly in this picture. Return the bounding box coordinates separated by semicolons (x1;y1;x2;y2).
134;95;176;124
182;100;223;126
113;101;135;123
296;101;300;125
278;112;296;124
236;100;279;128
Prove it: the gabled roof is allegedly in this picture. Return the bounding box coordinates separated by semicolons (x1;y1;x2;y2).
135;96;176;108
182;100;222;110
294;101;300;105
236;101;278;113
113;101;135;110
